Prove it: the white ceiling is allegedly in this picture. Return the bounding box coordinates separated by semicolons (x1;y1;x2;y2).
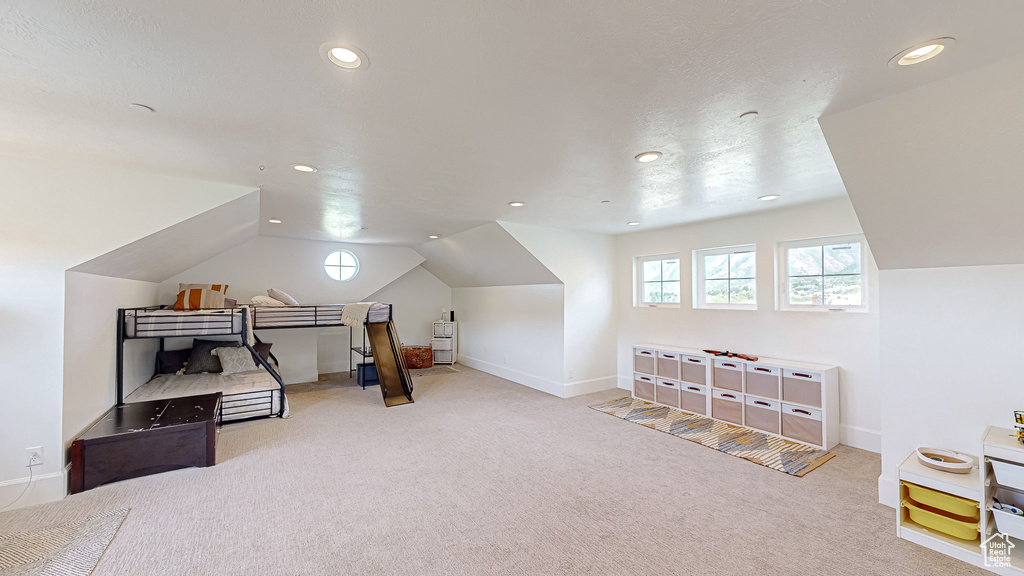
2;1;1023;246
417;222;560;288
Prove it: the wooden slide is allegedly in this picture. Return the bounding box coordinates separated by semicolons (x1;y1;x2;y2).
365;320;415;407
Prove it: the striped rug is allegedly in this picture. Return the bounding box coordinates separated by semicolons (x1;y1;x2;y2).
0;508;128;575
590;397;835;477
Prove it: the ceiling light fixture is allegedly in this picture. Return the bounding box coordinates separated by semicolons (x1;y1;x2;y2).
268;218;282;224
508;201;525;207
320;43;369;70
291;164;318;173
129;103;155;112
627;221;640;226
739;110;759;120
429;235;440;239
888;38;955;68
634;151;662;163
758;194;780;201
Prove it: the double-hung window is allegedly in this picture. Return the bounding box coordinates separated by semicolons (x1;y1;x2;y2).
778;234;867;311
636;254;680;306
693;245;756;309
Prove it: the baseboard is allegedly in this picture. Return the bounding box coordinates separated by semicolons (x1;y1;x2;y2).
562;375;618;398
878;475;898;508
458;355;565;397
0;469;65;511
617;375;632;390
839;424;881;453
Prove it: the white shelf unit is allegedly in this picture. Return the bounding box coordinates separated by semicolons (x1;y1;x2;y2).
432;321;457;365
632;345;839;450
981;427;1024;574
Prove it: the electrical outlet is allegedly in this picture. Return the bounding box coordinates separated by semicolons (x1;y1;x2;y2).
568;368;574;380
26;446;42;467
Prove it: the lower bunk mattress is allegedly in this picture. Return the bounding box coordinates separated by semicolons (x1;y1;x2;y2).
126;370;289;422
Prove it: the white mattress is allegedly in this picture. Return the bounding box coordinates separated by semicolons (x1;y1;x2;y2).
252;303;391;328
127;369;288;421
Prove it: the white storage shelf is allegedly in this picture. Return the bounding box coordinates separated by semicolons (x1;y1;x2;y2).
432;322;457;365
631;344;839;450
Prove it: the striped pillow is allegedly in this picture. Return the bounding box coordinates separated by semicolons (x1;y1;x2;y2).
179;283;229;294
174;288;227;311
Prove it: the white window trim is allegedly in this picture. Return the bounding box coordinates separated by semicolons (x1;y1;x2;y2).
693;244;757;311
635;253;681;308
324;249;360;282
776;233;868;313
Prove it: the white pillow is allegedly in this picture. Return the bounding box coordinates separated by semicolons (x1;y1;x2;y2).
268;288;298;306
212;346;254;375
251;295;287;306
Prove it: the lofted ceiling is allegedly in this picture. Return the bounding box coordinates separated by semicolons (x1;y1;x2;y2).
2;1;1022;246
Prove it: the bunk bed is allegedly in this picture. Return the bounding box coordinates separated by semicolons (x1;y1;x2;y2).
117;302;394;422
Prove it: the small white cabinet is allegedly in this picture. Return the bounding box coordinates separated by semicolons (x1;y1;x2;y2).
432;322;457;365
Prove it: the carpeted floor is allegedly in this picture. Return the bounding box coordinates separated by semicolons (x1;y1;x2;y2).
0;367;985;575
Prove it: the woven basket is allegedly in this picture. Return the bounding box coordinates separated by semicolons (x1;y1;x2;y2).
402;345;433;369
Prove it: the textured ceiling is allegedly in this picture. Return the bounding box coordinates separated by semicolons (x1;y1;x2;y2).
2;1;1022;246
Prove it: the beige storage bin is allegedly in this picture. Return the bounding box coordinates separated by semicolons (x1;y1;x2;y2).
781;403;823;446
711;390;743;425
680;384;707;415
634;348;656;375
745;364;780;399
782;369;822;408
680;354;707;385
657;351;680;380
656;379;680;408
633;373;656;401
713;358;743;392
744;396;780;435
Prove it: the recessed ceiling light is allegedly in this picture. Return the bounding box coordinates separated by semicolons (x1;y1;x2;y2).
268;218;282;224
601;200;611;204
888;38;955;68
508;201;525;207
291;164;318;173
320;43;368;70
429;235;440;239
627;221;640;226
739;110;759;120
634;151;662;163
758;195;780;201
129;103;155;112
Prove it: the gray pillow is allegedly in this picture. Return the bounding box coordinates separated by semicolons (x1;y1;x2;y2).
268;288;298;306
185;339;239;374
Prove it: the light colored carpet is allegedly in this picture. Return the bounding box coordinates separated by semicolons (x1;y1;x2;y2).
0;367;985;575
0;508;128;575
591;397;835;476
410;365;460;377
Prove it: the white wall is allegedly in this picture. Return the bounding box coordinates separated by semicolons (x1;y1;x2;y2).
62;273;160;444
367;265;453;347
159;237;445;384
0;154;253;509
615;198;881;452
452;285;565;396
876;264;1024;507
500;223;618;396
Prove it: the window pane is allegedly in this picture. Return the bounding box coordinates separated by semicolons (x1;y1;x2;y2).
663;259;680;281
643;282;662;303
704;254;729;279
788;246;822;276
824;243;861;275
730;252;755;279
662;282;680;303
789;276;823;305
643;260;662;282
730;278;756;304
825;275;862;306
325;251;340;266
325;266;341;281
338;251;356;267
705;279;729;304
336;265;357;281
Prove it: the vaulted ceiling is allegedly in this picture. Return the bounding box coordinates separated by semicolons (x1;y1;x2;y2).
2;1;1022;246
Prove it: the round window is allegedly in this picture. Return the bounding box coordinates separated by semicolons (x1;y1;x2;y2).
324;250;359;281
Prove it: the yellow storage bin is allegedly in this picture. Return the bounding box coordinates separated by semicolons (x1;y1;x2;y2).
902;499;980;541
901;482;980;520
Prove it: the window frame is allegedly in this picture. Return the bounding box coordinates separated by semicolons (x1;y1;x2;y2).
635;253;682;308
776;233;868;313
324;249;360;282
693;244;757;310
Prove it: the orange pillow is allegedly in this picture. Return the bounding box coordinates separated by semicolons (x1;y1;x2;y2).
179;283;228;294
174;288;227;311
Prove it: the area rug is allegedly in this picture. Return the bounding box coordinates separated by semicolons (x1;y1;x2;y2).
409;365;460;377
0;508;129;575
590;397;834;477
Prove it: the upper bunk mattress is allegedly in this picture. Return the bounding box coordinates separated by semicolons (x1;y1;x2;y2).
126;369;288;421
252;302;391;328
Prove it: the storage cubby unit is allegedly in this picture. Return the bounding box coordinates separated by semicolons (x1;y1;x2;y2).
631;345;839;449
431;321;457;365
981;427;1024;574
